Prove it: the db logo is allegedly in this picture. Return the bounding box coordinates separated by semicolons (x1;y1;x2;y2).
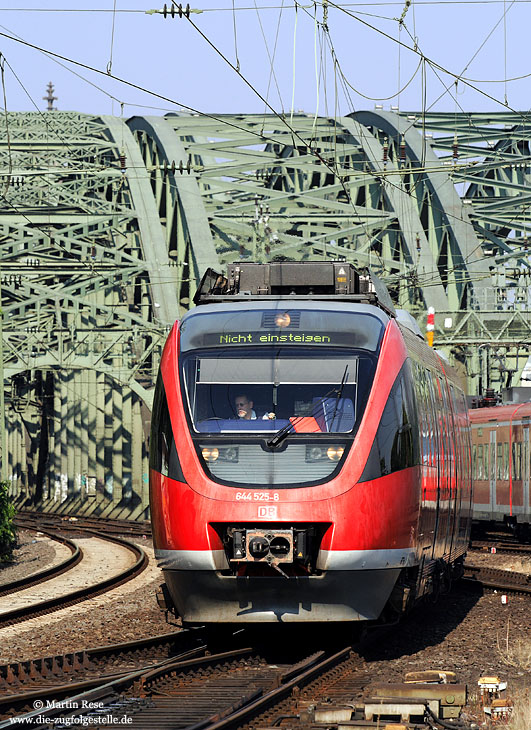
258;505;277;519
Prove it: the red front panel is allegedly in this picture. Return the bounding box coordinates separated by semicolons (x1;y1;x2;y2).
163;319;407;501
150;466;421;553
150;318;422;556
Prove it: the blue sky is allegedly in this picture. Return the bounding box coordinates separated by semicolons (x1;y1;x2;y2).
0;0;529;117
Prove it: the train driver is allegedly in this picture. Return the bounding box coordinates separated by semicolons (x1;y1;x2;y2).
234;393;276;421
234;394;257;420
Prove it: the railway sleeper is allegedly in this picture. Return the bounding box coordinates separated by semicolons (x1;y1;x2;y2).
0;652;93;688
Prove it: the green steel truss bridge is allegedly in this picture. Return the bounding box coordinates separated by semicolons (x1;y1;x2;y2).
2;110;530;516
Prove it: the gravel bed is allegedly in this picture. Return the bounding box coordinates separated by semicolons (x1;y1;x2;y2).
2;573;173;663
362;586;530;725
0;530;57;586
1;536;528;727
467;550;531;574
1;536;136;613
0;536;172;663
363;588;529;686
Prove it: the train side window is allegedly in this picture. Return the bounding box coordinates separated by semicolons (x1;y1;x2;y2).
440;381;453;475
423;368;432;466
526;436;530;484
472;444;477;480
359;361;420;481
477;444;483;479
503;442;509;480
497;443;503;480
512;441;522;480
149;372;185;481
449;385;461;480
490;441;496;481
414;362;430;466
425;369;436;467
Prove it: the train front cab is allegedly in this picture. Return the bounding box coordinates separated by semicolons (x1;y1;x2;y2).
149;303;472;624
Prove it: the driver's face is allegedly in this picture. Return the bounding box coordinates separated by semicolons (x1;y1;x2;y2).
235;397;253;419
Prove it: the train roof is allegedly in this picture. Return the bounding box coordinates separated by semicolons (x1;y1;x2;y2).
469;401;531;423
180;299;391;325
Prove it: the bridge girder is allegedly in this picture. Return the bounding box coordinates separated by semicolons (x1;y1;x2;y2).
0;112;170;515
2;110;530;516
129;113;456;311
396;112;531;389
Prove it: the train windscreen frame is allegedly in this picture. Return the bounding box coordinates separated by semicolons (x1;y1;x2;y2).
178;307;384;488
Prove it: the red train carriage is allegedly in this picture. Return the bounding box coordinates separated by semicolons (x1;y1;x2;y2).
470;401;531;536
149;262;472;625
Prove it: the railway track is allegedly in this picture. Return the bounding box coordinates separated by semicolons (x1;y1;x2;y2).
0;629;209;720
0;529;148;627
1;636;473;730
462;564;531;595
0;529;81;597
0;643;353;730
14;511;151;539
470;540;531;556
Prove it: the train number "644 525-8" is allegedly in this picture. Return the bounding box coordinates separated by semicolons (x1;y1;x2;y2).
236;491;280;502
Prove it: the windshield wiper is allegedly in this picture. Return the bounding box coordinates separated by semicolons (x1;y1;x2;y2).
266;366;349;449
329;365;349;430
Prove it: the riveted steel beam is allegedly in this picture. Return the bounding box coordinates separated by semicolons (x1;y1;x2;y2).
4;109;531;515
398;111;531;389
0;112;166;517
351;110;490;311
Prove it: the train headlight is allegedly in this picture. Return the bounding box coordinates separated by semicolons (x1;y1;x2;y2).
223;447;239;462
275;312;291;327
306;446;325;462
306;445;345;462
200;446;238;463
202;447;219;462
326;446;344;461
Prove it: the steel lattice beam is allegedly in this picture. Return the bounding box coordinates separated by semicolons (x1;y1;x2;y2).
2;110;531;517
0;112;175;516
394;111;531;389
128;113;453;311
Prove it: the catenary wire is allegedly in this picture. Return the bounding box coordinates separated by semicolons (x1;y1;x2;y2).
325;0;531;119
1;9;527;293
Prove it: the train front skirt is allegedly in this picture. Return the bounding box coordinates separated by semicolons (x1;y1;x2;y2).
162;566;401;623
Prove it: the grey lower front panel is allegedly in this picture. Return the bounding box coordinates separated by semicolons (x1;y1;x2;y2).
163;568;401;623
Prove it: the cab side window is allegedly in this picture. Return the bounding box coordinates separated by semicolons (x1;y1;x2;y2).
360;361;420;481
149;372;184;481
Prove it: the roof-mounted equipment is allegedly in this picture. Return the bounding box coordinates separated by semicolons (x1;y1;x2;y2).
193;261;395;315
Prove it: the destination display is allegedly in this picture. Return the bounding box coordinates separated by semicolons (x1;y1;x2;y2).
203;331;344;346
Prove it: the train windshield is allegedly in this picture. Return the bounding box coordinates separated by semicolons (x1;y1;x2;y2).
178;305;384;487
181;347;377;488
183;352;359;433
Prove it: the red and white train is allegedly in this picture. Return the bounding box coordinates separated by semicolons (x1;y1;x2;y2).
149;262;472;625
470;399;531;538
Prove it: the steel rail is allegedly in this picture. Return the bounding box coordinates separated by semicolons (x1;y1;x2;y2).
1;642;352;730
0;628;207;692
470;541;531;556
0;629;209;719
14;511;152;539
0;647;258;729
0;531;148;628
193;647;352;730
462;565;531;595
0;527;82;598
